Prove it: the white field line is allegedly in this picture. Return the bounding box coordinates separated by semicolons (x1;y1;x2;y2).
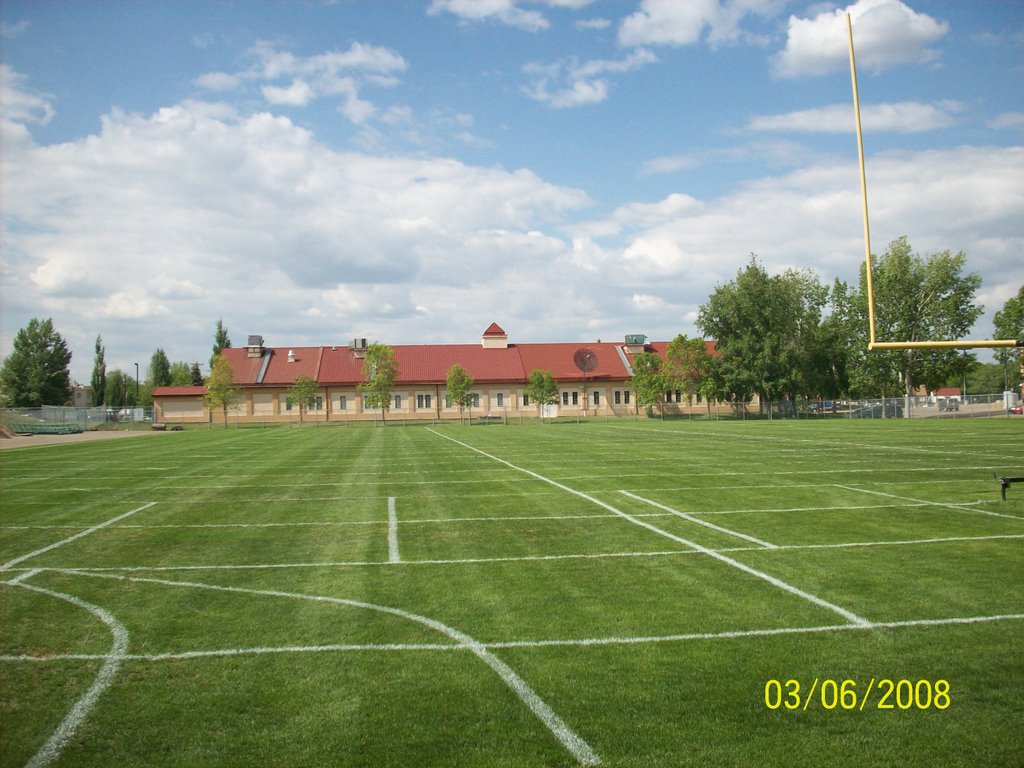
5;567;42;585
834;485;1024;521
0;502;158;571
388;497;400;563
8;580;129;768
8;533;1023;576
66;571;601;767
619;491;777;548
426;429;870;627
7;611;1021;663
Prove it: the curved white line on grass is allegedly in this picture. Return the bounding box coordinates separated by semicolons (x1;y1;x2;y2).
427;429;870;627
66;571;601;767
6;580;129;768
0;502;157;571
619;491;777;548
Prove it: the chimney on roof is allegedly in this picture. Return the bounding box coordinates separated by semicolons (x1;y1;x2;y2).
287;349;296;363
351;338;368;359
481;322;508;350
246;335;265;358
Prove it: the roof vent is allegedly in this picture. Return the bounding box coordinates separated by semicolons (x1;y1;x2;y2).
287;349;296;363
351;338;368;358
624;334;647;354
481;322;508;349
246;335;265;358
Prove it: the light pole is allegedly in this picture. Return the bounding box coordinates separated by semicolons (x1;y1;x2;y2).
134;362;139;406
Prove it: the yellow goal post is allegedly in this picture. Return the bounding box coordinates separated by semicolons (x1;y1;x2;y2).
845;13;1022;353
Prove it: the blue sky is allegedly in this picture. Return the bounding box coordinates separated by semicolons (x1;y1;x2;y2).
1;0;1022;384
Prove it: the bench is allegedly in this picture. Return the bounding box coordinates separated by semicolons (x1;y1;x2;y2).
999;476;1024;501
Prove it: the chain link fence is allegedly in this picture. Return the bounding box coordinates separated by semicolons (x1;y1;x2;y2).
1;406;155;434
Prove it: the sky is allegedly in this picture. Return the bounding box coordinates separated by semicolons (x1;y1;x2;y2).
1;0;1022;385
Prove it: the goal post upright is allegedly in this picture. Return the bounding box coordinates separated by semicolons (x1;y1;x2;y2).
846;13;1022;353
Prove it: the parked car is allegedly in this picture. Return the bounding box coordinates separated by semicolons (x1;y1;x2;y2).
1011;404;1023;415
937;398;959;412
850;402;904;419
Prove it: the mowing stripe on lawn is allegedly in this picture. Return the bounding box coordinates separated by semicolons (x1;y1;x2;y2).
6;579;129;768
427;429;870;627
619;491;778;548
388;496;401;563
66;571;601;766
0;502;158;571
834;485;1024;520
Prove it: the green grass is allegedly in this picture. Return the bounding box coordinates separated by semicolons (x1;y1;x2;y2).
2;419;1022;767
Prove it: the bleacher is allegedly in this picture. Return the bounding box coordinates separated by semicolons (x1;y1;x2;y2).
10;422;84;435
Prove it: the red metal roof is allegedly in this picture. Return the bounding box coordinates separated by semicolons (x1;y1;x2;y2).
151;386;207;396
482;322;506;336
215;332;715;388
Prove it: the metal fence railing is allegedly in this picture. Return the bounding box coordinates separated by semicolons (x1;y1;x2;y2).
1;406;155;432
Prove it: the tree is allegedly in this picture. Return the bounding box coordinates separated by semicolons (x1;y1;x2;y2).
663;335;711;408
360;344;397;424
105;369;128;408
169;361;193;386
845;237;983;400
150;348;172;388
445;364;474;424
630;351;665;417
286;374;319;425
698;258;831;410
993;284;1024;392
524;369;558;421
203;356;241;427
91;335;106;406
0;318;73;407
190;362;204;386
211;319;231;370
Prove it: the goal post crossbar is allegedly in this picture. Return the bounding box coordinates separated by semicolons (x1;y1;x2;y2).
846;13;1023;354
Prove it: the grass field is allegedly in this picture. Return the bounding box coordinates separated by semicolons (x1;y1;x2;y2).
1;419;1022;767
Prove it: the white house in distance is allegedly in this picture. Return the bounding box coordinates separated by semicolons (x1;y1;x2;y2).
152;323;719;424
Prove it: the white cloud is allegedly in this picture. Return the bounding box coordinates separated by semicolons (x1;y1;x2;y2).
619;0;780;48
194;71;242;91
989;112;1024;132
0;20;30;38
0;65;54;126
749;100;965;134
261;78;316;106
428;0;549;32
523;49;657;108
774;0;948;78
576;17;611;31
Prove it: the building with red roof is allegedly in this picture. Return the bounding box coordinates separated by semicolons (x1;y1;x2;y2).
152;326;717;424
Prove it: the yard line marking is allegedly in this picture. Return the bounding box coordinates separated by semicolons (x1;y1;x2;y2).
0;502;158;571
8;581;128;768
619;491;778;548
22;532;1024;575
66;571;601;766
388;497;401;563
427;429;870;627
834;485;1024;520
4;568;42;585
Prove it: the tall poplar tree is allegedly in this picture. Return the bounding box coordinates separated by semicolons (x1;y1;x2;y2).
211;319;231;369
91;335;107;406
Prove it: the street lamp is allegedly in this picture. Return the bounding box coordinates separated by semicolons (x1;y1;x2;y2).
134;362;139;405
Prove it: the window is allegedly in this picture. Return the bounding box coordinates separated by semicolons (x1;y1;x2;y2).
625;390;631;404
416;394;432;409
417;394;424;409
496;393;504;407
523;393;529;406
339;395;347;411
394;395;401;409
592;391;600;406
285;401;292;411
571;391;578;406
470;393;480;408
562;391;569;406
314;396;323;411
614;390;621;405
445;394;453;408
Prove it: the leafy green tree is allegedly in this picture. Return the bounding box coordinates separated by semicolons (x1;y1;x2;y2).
844;237;983;399
105;369;128;408
169;361;193;386
91;335;107;406
360;344;397;424
630;351;665;417
203;356;241;427
149;348;172;388
663;335;710;408
993;284;1023;392
698;258;831;410
210;319;231;369
190;362;204;386
525;369;558;421
0;318;73;407
286;374;319;425
445;363;474;423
